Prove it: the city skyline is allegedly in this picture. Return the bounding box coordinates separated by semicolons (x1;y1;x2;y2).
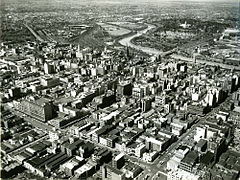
1;0;240;180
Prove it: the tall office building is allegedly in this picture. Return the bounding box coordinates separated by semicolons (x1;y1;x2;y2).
18;96;54;122
44;62;55;74
141;98;152;112
76;45;83;59
117;81;132;97
112;153;125;169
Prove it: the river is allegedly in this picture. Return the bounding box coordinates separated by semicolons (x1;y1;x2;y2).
118;24;162;56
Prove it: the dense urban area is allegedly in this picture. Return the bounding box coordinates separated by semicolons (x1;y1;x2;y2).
1;0;240;180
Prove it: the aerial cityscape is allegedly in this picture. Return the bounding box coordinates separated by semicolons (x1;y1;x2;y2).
1;0;240;179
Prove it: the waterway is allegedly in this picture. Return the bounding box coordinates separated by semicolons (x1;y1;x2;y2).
118;23;162;56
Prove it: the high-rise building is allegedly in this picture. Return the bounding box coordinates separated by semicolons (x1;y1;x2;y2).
8;87;21;99
112;153;125;169
179;150;199;173
141;98;151;112
44;62;55;74
40;76;60;87
102;165;125;180
76;45;83;59
117;81;132;97
18;96;54;122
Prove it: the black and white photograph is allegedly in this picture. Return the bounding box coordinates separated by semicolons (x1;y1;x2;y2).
0;0;240;179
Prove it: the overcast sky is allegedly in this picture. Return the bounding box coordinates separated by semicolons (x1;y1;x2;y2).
2;0;238;4
2;0;238;8
82;0;237;2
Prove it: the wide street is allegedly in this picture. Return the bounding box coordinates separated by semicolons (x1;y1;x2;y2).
171;54;240;70
3;90;232;180
6;135;48;160
130;96;231;180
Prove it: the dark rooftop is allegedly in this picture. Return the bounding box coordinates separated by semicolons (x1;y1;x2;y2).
200;151;214;165
181;150;198;165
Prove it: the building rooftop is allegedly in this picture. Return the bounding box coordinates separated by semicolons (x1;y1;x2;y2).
196;139;207;149
181;150;199;165
115;153;125;161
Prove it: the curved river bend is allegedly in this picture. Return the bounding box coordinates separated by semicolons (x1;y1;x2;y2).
118;24;162;56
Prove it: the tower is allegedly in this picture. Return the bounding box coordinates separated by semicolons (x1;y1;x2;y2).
76;44;83;59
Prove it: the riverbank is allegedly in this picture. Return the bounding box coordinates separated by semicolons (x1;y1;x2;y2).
118;23;163;56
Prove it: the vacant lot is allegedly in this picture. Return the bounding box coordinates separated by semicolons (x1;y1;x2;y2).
108;21;146;30
97;22;131;37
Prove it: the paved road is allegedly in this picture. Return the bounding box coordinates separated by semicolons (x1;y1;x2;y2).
118;23;178;58
148;96;232;179
118;23;240;71
171;54;240;70
3;104;88;131
24;23;45;42
134;96;230;180
61;115;90;129
10;109;54;131
7;135;48;158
